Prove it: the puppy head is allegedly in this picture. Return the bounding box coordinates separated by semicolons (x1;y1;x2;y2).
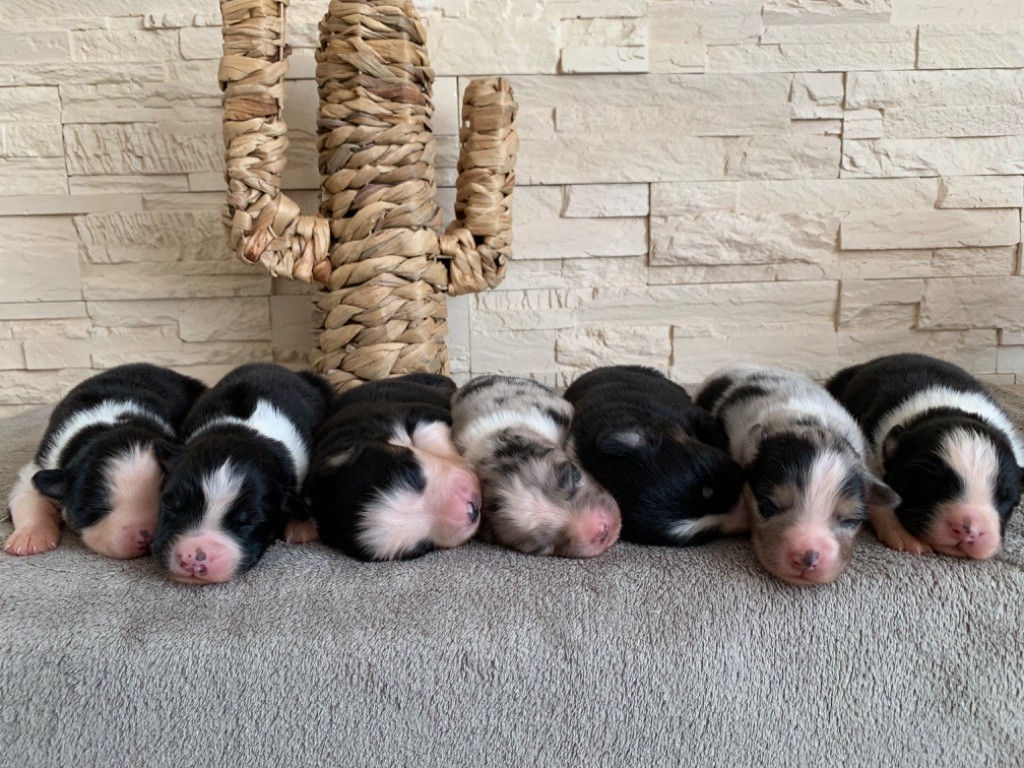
744;428;896;586
152;436;301;584
32;428;164;560
882;418;1022;559
592;423;744;545
477;435;621;558
308;423;481;561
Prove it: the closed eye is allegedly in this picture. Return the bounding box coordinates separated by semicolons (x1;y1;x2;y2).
839;515;865;529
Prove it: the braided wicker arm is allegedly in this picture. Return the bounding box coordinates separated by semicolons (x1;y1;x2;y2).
218;0;518;389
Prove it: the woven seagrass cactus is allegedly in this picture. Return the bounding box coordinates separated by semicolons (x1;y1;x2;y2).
219;0;517;390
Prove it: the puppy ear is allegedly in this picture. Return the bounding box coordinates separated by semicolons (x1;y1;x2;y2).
738;423;764;466
689;410;729;451
865;474;900;512
318;445;363;472
32;469;68;502
280;485;311;520
597;427;660;456
882;424;905;462
152;440;183;473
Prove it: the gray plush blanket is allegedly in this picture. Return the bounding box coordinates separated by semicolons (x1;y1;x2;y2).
2;393;1024;767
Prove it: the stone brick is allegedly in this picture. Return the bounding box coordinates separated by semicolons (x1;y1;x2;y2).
561;17;648;48
179;27;221;60
707;38;914;73
556;102;793;138
470;329;557;374
561;47;648;74
0;62;166;87
556;326;671;369
672;328;841;383
723;136;840;180
0;341;25;370
0;194;143;217
0;302;88;320
1002;330;1024;346
70;29;180;62
426;16;561;75
791;73;845;120
0;370;60;404
890;0;1024;25
763;0;894;26
81;263;270;300
0;216;81;302
840;210;1020;250
918;25;1024;69
75;210;235;263
838;279;923;330
544;0;647;18
838;247;1017;280
0;32;71;64
884;106;1024;139
843;137;1024;178
23;338;96;370
839;329;998;373
4;318;93;340
563;184;649;218
63;123;222;176
0;157;68;196
3;124;63;158
0;86;60;122
178;298;272;343
846;70;1024;110
920;277;1024;330
69;175;190;194
516;211;647;260
843;110;884;140
94;342;273;369
60;82;220;124
937;177;1024;209
998;346;1024;375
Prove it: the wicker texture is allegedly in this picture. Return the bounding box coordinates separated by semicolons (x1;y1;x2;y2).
218;0;517;389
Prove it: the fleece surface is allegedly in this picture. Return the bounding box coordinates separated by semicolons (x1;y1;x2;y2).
2;393;1024;768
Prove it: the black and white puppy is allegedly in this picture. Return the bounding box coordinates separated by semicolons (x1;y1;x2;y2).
305;373;482;561
827;354;1024;559
565;366;745;547
153;363;334;584
5;364;206;559
452;375;621;558
696;364;898;586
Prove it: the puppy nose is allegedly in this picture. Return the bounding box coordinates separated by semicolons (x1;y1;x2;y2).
467;501;480;524
801;550;820;569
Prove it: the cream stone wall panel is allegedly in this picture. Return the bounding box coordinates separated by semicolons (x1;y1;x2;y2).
0;33;72;65
556;102;794;137
706;40;915;73
998;346;1024;374
0;158;69;196
469;330;558;375
890;0;1024;25
2;0;218;17
840;209;1021;250
845;69;1024;110
838;278;923;329
0;303;89;321
917;24;1024;70
0;371;61;405
843;109;884;140
883;106;1024;140
426;16;561;75
1002;330;1024;345
560;47;651;74
562;184;650;218
177;298;272;343
86;300;183;328
93;342;274;369
763;0;895;25
556;326;672;369
647;262;832;285
0;194;144;217
937;177;1024;209
838;329;999;372
920;277;1024;330
838;247;1019;280
473;308;577;333
74;210;235;264
63;123;222;177
515;214;648;260
4;125;63;159
0;62;166;88
61;82;221;124
0;342;26;371
723;135;840;179
838;132;1003;179
70;29;180;63
23;338;97;370
179;27;223;60
673;329;841;383
69;175;191;194
0;86;61;122
81;264;270;301
574;281;839;328
791;73;845;120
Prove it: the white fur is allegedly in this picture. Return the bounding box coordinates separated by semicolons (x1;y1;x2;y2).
941;428;1000;509
40;400;173;469
189;399;309;483
871;386;1024;470
800;452;849;525
198;461;245;531
669;499;747;542
454;408;564;454
356;487;435;561
390;421;458;458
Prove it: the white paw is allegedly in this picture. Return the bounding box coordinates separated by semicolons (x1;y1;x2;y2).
4;525;61;556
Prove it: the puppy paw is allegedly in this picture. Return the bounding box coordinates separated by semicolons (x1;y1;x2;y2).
283;519;319;545
877;526;932;555
4;525;60;556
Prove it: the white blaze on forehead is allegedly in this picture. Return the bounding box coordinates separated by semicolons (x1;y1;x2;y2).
941;428;999;509
454;407;565;454
356;487;434;561
199;461;245;531
41;400;173;469
189;399;309;483
106;444;162;511
389;420;458;458
872;386;1024;469
797;451;854;525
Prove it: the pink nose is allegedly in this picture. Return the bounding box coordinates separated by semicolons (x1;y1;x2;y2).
950;518;980;545
791;549;820;572
178;546;210;576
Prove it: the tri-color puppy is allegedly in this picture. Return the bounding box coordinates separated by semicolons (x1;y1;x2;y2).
153;363;334;585
695;364;899;586
5;364;206;559
304;373;482;561
827;354;1024;560
451;375;621;558
565;366;745;547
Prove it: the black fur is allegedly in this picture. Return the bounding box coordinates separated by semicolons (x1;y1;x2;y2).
827;354;1023;536
29;364;206;534
565;366;744;546
153;364;333;575
304;374;458;561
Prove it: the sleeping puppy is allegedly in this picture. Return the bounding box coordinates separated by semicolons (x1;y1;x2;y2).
153;363;334;584
305;373;482;561
451;375;621;558
5;364;206;559
565;366;745;547
827;353;1023;559
695;363;898;586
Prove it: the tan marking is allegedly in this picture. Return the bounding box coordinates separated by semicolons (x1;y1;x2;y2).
868;503;932;555
283;519;320;545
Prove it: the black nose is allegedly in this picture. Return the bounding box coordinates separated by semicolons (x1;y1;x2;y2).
802;550;819;568
467;502;480;524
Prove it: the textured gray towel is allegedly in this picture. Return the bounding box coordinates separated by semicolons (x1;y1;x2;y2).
2;393;1024;768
